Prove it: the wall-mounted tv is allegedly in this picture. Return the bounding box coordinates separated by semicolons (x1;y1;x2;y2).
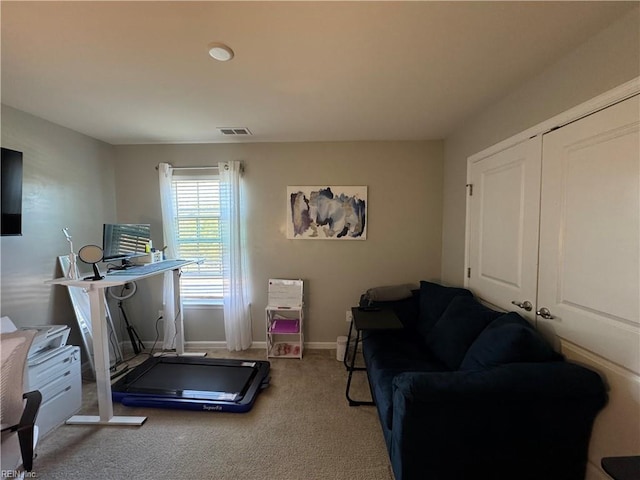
102;224;151;262
1;148;23;236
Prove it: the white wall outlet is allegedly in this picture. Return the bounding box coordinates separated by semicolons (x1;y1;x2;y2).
346;309;353;323
158;310;164;320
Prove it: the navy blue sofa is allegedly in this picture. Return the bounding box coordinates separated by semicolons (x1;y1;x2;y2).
361;281;607;480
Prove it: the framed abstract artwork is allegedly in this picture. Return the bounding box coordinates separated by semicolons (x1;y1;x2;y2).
287;186;367;240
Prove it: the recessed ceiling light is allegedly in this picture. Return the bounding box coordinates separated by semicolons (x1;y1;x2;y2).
208;43;234;62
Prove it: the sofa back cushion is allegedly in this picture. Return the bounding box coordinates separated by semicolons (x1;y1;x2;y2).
417;281;472;339
460;312;563;370
424;295;502;370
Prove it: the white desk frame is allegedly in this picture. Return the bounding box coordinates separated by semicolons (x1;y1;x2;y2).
48;259;195;427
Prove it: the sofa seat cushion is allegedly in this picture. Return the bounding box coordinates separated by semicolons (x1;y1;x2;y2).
460;312;563;370
425;295;503;370
417;281;472;339
362;330;445;430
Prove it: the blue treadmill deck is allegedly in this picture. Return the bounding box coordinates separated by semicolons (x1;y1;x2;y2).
112;356;270;413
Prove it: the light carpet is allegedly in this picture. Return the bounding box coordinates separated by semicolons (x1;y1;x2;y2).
32;349;394;480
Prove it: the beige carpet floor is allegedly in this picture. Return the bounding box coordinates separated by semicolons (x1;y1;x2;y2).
32;348;394;480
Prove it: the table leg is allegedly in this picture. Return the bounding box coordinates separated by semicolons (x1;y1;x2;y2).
345;330;374;407
65;286;146;426
343;316;354;370
172;268;206;358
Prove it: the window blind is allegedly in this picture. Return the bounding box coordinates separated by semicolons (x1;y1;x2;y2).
172;175;222;302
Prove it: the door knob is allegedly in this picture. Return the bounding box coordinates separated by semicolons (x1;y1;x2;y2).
536;307;555;319
511;300;533;311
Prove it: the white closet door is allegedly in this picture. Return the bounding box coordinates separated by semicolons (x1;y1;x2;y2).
466;137;542;322
538;95;640;374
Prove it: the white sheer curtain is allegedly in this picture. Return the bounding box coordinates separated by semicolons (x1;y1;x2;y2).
158;163;178;349
219;160;252;351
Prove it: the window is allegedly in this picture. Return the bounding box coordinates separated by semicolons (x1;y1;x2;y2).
171;174;222;304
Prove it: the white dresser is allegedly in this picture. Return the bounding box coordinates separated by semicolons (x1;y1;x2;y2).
26;344;82;438
2;318;83;438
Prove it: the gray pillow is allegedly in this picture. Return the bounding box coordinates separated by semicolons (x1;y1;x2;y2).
363;283;417;303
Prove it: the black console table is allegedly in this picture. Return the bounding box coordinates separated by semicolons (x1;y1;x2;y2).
345;307;403;406
601;456;640;480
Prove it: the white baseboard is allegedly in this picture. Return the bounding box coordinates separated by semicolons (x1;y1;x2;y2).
118;340;337;355
187;340;336;350
184;340;228;350
303;342;336;350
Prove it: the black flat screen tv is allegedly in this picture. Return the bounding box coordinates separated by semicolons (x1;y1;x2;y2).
1;148;23;236
102;223;151;261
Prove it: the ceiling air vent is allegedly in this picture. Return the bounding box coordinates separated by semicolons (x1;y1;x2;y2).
218;127;252;136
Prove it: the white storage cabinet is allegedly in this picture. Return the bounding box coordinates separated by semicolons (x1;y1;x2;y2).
27;345;82;438
266;279;303;359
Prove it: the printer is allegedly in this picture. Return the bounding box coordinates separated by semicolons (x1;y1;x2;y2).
28;325;69;358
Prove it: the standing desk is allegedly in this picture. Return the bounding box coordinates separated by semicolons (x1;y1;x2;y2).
47;259;196;426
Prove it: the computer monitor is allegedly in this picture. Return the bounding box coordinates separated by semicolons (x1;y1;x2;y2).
102;224;151;262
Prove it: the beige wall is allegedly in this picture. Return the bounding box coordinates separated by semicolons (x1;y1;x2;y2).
441;6;640;286
0;106;116;347
0;108;442;348
113;141;443;345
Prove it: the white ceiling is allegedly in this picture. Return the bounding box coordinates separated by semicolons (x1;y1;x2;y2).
1;1;636;145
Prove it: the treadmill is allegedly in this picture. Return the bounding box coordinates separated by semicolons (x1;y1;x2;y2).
112;356;270;413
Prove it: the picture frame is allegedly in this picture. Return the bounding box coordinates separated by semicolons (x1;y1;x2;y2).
287;186;367;240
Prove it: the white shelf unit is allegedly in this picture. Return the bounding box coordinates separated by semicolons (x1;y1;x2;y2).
266;279;303;359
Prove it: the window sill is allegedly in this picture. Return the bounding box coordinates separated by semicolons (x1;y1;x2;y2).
183;301;223;309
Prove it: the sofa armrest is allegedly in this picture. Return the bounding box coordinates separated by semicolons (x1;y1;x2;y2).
389;362;606;480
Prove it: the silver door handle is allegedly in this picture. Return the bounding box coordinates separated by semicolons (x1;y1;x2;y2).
536;307;555;319
511;300;533;312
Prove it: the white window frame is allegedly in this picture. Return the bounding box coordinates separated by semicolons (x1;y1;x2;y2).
171;173;223;305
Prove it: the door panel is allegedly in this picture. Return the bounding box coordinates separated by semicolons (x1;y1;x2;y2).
466;137;541;321
538;95;639;374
